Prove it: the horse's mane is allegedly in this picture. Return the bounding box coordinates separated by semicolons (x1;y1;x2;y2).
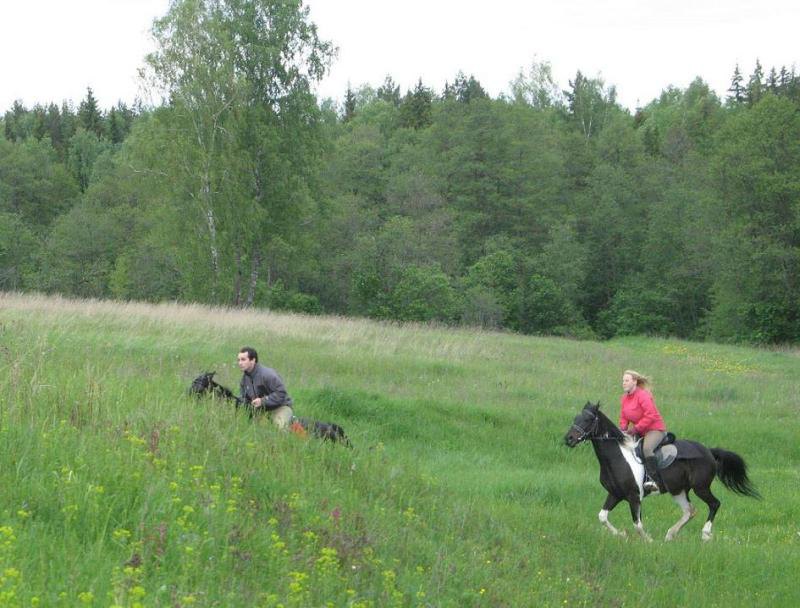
589;403;628;444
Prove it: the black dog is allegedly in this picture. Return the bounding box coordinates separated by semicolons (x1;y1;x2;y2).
190;371;245;405
291;416;352;447
190;371;352;447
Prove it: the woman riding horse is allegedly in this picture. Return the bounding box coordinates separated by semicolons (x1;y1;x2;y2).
565;402;759;541
620;370;667;493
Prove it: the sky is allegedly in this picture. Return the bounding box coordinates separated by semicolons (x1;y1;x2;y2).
2;0;799;113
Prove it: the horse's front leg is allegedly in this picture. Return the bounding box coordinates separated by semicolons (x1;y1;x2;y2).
598;494;626;537
628;495;652;542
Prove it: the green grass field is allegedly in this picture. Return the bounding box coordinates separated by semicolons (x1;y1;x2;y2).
1;293;798;607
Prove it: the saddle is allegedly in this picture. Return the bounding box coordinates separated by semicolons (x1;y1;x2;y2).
634;432;678;469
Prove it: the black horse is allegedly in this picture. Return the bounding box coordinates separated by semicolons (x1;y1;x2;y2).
564;402;759;542
190;372;352;447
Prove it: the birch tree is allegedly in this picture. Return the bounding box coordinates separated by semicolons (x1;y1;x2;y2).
141;0;333;304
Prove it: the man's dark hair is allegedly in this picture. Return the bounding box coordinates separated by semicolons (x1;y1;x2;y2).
239;346;258;362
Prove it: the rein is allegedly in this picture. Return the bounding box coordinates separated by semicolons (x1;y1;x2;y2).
573;409;625;444
571;416;599;443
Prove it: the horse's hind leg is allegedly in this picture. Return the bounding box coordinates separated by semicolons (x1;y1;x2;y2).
598;494;626;537
693;484;720;541
665;491;697;541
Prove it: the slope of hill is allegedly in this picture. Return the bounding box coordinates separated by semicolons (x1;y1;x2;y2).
1;293;798;606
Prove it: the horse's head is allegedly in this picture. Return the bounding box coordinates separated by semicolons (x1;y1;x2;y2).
564;402;601;447
189;371;216;396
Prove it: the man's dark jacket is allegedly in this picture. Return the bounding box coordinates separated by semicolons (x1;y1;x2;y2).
240;363;293;411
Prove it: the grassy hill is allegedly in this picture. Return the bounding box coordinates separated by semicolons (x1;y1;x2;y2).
0;292;798;607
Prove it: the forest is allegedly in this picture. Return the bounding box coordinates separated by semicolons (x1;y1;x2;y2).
2;0;799;344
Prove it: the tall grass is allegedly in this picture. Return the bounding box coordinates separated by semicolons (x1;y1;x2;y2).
0;292;798;606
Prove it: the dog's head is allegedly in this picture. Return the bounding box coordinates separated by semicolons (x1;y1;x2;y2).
189;371;216;395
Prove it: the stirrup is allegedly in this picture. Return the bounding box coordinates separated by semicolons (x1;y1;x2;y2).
643;480;660;493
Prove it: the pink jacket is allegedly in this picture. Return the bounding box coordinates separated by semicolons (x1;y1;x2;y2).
619;388;666;435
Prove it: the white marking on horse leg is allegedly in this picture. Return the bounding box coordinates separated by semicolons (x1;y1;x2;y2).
665;491;697;541
702;520;713;541
634;519;653;542
599;509;623;536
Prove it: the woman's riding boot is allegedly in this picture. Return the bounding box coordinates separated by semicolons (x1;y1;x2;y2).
644;456;666;494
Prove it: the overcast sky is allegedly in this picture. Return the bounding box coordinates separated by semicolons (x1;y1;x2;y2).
2;0;798;113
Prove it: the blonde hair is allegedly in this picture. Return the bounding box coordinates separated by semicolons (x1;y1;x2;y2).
623;370;650;389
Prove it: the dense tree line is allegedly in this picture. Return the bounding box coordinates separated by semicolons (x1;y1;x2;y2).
2;0;799;344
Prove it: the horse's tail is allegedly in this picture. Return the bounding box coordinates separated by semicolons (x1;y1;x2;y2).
710;448;761;499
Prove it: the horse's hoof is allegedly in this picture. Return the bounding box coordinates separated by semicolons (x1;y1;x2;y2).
701;533;712;542
637;530;653;542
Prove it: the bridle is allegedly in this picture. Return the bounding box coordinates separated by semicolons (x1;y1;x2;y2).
570;411;599;443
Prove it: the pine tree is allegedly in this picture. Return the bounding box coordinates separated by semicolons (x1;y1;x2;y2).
398;79;433;129
766;67;779;93
116;102;136;139
746;59;764;105
642;124;661;157
726;64;745;105
3;100;27;141
376;75;401;106
60;101;78;143
441;81;454;101
31;104;47;140
44;103;65;155
343;84;356;122
451;71;488;103
106;102;135;144
778;66;790;92
78;87;104;137
787;67;800;102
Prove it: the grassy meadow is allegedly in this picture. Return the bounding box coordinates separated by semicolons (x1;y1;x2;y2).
0;292;798;607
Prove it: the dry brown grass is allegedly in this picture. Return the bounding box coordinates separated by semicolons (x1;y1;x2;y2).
1;291;528;363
